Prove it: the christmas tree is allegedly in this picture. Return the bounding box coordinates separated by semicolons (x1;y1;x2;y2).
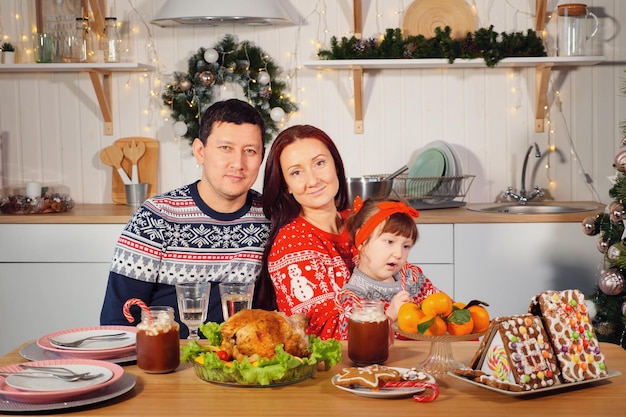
581;71;626;349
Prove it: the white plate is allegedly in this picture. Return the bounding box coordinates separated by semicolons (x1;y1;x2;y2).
37;326;137;360
6;364;113;392
427;141;456;177
0;359;125;404
332;367;435;398
0;373;135;413
447;369;621;397
20;342;137;365
46;329;136;351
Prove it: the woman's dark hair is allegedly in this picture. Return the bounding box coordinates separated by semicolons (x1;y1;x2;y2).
198;98;266;154
345;198;418;245
253;125;349;310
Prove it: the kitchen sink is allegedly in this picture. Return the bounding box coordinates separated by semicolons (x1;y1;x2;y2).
467;202;602;214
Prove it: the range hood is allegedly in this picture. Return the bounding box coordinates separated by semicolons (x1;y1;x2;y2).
151;0;294;27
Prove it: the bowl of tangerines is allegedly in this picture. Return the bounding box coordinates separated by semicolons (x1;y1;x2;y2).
392;291;490;374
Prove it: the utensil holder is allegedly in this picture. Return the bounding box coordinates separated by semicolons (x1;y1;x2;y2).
124;183;148;207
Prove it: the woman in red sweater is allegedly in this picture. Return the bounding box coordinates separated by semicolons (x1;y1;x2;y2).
254;125;357;340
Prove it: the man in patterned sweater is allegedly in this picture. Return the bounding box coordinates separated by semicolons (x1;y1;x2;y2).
100;99;270;337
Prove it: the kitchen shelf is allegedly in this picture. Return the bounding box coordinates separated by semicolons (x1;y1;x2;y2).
303;56;606;70
303;56;606;133
0;62;155;135
306;0;605;134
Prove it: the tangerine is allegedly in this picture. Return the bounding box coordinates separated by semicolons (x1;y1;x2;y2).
421;292;453;317
397;302;424;333
417;315;447;336
447;317;474;335
446;308;474;335
468;305;491;333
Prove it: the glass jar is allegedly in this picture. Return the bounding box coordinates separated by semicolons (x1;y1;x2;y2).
136;306;180;373
102;17;121;63
348;300;390;366
72;17;88;63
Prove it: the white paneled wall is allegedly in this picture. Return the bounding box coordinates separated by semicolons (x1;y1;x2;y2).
0;0;624;204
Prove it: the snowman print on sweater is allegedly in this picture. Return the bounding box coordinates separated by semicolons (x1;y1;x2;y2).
288;263;316;301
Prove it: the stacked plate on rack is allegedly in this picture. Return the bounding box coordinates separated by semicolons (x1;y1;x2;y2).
407;140;465;206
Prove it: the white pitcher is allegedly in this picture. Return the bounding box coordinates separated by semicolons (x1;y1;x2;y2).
556;3;599;56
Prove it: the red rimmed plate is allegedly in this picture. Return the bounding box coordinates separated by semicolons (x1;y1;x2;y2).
0;359;124;404
37;326;136;360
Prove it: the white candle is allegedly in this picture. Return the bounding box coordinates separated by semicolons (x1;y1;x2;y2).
25;182;42;199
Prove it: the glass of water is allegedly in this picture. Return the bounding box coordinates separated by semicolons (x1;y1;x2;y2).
219;282;254;320
175;281;210;340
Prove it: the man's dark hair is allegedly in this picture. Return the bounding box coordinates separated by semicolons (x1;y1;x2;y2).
198;99;266;146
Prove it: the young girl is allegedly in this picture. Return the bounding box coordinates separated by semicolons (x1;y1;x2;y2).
342;197;439;321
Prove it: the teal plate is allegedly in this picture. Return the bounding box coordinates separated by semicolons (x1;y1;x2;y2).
408;148;446;196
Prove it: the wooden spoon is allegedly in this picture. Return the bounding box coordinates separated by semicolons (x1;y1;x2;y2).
100;145;131;185
123;139;146;183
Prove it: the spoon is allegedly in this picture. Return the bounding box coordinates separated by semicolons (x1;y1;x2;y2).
48;332;128;348
100;146;131;185
384;165;408;181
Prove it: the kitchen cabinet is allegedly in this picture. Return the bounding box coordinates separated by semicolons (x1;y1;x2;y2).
0;224;124;356
0;218;602;356
0;63;154;135
454;223;601;318
303;0;605;133
409;224;454;296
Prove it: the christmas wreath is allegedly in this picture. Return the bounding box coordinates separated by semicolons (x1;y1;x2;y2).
162;34;298;145
318;26;546;68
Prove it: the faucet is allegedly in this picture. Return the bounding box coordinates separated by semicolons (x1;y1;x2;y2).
503;143;544;205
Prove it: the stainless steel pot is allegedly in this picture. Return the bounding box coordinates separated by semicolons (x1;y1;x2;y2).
346;176;394;204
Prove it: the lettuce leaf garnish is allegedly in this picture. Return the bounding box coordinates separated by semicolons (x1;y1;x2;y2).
181;321;342;385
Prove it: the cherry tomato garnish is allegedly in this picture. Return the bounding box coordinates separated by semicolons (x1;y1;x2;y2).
216;350;229;361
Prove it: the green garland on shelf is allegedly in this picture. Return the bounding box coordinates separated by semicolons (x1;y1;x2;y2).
162;34;298;145
318;26;547;68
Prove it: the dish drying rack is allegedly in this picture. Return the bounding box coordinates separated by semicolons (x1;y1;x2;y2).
389;173;475;209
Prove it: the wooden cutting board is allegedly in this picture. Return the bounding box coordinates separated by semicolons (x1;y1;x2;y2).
402;0;476;40
111;137;159;204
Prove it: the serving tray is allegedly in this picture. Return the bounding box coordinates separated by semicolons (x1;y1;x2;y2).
448;369;621;397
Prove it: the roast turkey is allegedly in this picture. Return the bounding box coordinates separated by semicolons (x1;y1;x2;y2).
220;309;309;361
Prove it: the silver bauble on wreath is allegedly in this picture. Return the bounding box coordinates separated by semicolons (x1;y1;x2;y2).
598;269;625;295
203;48;219;64
622;301;626;316
179;79;192;92
199;71;216;87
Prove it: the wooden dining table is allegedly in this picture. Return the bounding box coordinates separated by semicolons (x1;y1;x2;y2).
1;340;624;416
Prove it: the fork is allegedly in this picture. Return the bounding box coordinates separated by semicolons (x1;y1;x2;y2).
18;364;90;376
48;332;128;348
0;371;102;382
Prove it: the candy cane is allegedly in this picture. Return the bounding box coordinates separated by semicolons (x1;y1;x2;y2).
123;298;150;323
334;289;362;314
412;382;440;402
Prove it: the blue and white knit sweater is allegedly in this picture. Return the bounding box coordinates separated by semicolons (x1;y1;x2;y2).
100;181;270;336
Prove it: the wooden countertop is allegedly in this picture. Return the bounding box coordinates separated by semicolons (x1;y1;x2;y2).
0;340;624;416
0;202;604;224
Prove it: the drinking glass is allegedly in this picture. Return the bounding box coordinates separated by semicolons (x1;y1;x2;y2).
175;281;210;340
218;282;254;320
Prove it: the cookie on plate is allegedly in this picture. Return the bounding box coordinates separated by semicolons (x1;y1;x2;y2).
334;365;400;389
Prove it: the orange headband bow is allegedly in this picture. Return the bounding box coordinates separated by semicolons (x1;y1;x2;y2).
353;197;419;247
